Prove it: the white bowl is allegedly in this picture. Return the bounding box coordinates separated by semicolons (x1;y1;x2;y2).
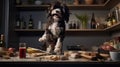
110;51;120;61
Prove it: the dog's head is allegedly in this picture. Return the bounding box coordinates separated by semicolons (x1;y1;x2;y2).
47;1;70;23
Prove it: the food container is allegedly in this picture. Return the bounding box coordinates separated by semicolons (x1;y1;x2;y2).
109;50;120;61
95;0;105;4
35;0;42;5
84;0;94;5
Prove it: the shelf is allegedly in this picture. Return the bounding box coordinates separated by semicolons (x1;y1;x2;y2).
15;0;120;10
14;29;107;36
15;5;49;10
66;29;105;32
14;29;44;32
14;29;105;32
14;22;120;32
105;22;120;32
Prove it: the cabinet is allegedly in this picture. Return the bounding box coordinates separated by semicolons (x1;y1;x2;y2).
7;0;120;50
15;0;119;10
14;0;120;33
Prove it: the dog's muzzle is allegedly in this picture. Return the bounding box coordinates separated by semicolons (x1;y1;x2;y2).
51;14;62;18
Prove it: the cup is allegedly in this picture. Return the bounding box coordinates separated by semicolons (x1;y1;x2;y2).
19;43;26;58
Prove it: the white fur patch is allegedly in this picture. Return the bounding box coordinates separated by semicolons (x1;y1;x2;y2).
38;32;47;42
49;22;60;37
51;8;61;14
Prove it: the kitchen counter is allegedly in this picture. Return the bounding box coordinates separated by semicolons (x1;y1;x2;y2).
0;56;120;67
0;56;120;63
0;48;120;67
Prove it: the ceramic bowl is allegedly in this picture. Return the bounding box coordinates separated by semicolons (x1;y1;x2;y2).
110;50;120;61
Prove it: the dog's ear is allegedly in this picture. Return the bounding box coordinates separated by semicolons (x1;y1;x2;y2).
61;3;70;23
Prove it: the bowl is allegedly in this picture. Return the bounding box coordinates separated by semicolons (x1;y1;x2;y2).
109;50;120;61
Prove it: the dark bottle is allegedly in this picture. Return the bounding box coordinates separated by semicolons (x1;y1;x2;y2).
16;0;22;5
20;17;26;29
106;13;112;27
90;13;97;29
15;15;21;29
73;22;76;29
28;15;34;29
27;0;34;5
111;12;117;25
114;7;120;22
0;34;5;48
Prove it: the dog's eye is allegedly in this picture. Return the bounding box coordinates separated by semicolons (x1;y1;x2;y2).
56;11;60;13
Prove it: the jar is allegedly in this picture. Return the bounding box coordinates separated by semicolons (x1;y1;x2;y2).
73;0;79;5
35;0;42;5
84;0;93;5
95;0;105;4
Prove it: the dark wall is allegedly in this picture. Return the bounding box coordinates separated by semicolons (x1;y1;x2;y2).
0;0;4;34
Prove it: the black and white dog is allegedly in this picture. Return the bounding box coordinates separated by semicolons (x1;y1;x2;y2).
38;1;70;54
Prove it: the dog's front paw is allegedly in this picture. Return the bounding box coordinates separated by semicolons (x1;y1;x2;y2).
38;37;45;42
54;48;61;54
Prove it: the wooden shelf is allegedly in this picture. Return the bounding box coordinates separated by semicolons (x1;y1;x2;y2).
14;29;44;32
14;22;120;32
14;29;105;32
15;0;120;10
66;29;105;32
105;22;120;32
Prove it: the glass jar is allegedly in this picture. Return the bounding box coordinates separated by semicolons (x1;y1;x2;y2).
35;0;42;5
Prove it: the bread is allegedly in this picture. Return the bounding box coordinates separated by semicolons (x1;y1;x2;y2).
27;47;45;53
41;55;60;61
32;53;48;57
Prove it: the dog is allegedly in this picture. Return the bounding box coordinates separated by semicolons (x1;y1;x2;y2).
38;1;70;54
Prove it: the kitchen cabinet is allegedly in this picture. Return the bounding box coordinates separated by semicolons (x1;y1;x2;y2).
6;0;120;50
14;0;120;32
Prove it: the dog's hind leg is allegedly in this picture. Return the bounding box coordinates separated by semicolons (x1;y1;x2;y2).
54;37;63;54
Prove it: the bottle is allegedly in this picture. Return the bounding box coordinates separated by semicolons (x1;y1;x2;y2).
0;34;5;50
106;13;112;27
111;12;117;25
90;13;97;29
114;7;119;22
20;17;26;29
27;0;34;4
38;21;42;29
73;21;76;29
28;15;34;29
16;0;22;5
69;21;72;29
15;15;21;29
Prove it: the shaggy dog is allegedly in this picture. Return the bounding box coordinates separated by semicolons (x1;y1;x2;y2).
38;1;70;54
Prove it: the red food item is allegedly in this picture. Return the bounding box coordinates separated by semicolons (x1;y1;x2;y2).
106;45;115;51
8;48;15;53
101;45;115;51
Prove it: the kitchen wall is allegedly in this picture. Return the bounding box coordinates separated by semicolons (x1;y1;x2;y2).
0;0;4;34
